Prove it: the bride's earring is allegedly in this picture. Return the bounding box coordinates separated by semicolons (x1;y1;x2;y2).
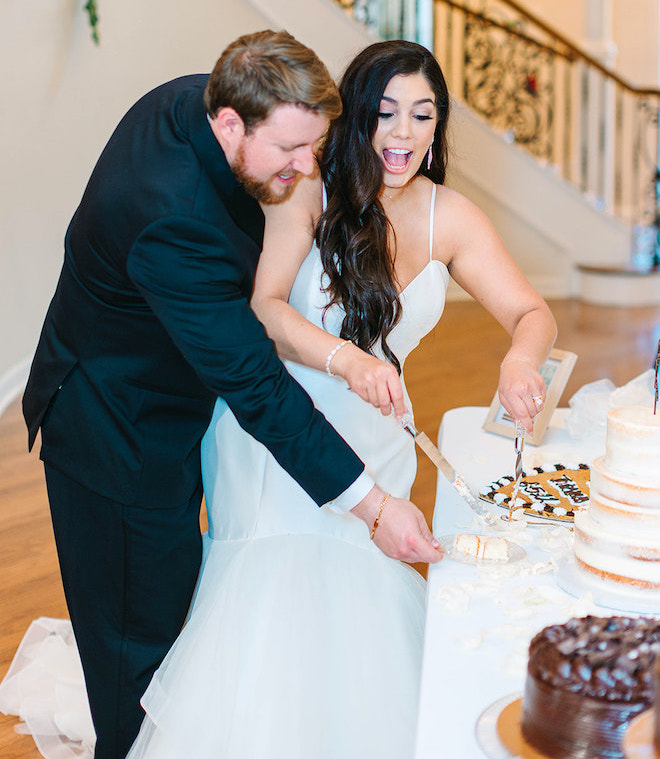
426;146;433;171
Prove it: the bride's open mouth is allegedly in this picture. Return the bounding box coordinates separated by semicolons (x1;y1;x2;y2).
382;148;412;173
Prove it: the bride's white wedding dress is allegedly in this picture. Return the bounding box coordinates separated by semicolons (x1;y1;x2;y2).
0;185;449;759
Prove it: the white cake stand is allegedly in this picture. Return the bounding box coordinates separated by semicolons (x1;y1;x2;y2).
556;554;660;615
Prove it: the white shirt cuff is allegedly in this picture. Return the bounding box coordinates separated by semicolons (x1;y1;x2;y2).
324;471;374;514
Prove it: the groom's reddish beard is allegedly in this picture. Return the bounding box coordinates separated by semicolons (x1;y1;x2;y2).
232;142;298;205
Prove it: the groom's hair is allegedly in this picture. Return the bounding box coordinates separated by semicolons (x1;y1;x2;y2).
204;30;342;133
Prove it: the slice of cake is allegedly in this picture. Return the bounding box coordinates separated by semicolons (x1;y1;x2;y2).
573;405;660;592
454;534;508;562
521;615;660;759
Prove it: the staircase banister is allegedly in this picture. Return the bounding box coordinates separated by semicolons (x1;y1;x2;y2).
438;0;660;97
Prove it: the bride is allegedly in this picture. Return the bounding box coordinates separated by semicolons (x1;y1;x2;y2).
1;40;556;759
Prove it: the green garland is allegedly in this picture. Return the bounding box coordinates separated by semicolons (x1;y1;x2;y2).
84;0;100;45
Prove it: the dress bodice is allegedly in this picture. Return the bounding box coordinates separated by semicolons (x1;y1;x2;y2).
288;183;449;368
288;248;448;368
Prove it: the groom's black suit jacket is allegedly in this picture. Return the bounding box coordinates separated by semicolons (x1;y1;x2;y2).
23;74;364;509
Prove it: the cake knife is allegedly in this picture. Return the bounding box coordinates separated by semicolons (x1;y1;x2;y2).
653;339;659;415
507;420;526;521
400;415;490;518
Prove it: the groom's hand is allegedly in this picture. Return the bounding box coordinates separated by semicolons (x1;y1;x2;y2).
351;486;443;564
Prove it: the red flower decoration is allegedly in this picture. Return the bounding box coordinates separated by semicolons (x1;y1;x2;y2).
525;74;538;95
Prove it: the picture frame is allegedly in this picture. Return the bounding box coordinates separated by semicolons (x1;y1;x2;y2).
482;348;578;445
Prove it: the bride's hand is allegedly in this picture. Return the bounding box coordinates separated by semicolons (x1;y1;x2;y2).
330;343;407;419
497;358;547;434
351;487;443;564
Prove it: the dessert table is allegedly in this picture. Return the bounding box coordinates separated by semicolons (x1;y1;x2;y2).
413;406;612;759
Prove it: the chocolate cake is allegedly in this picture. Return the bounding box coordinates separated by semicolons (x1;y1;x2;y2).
521;616;660;758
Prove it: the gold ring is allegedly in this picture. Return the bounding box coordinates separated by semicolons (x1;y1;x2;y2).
532;395;544;406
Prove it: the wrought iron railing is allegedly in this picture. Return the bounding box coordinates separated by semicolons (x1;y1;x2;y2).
335;0;660;267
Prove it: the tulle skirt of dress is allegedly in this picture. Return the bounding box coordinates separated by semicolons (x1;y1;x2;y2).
126;529;426;759
0;616;95;759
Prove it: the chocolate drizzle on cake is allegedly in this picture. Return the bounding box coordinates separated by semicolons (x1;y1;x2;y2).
521;616;660;759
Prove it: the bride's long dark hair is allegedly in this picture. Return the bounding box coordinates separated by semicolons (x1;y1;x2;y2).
316;40;450;372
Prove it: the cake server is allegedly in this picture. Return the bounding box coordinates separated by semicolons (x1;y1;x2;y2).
507;420;526;521
400;415;490;518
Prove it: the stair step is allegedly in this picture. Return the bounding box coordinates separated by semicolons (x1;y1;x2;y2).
577;264;660;306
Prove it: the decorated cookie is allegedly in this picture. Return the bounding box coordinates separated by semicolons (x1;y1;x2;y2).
479;463;590;522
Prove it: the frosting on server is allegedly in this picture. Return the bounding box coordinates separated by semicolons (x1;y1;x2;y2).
573;406;660;590
521;616;660;759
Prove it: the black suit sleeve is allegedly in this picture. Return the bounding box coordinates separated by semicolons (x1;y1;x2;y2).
127;215;365;506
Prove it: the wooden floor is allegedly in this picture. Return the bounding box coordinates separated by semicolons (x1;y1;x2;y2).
1;297;660;757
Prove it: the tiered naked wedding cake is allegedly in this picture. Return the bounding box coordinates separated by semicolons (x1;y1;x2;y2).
573;405;660;592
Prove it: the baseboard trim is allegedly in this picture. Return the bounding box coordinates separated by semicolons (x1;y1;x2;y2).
0;357;30;420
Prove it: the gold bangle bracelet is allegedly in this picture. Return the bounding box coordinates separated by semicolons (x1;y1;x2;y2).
370;493;391;540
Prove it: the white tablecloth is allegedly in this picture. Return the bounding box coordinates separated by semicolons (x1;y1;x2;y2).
413;406;617;759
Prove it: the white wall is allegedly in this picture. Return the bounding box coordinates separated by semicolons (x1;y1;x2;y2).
0;0;269;383
246;0;378;77
525;0;586;42
527;0;659;86
612;0;659;85
0;0;379;387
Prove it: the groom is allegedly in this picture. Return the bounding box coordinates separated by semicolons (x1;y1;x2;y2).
23;29;441;758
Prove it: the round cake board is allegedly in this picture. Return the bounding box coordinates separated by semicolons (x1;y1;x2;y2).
556;555;660;615
623;711;657;759
497;698;552;759
477;694;560;759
